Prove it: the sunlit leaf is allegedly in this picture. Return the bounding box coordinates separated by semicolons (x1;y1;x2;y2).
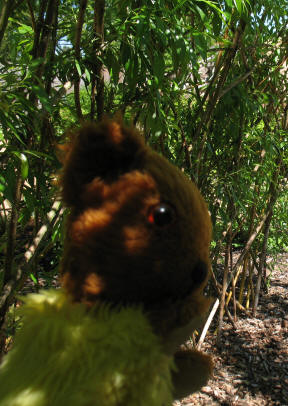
12;152;29;180
75;59;82;77
84;68;91;83
0;175;5;193
29;273;38;284
32;85;52;113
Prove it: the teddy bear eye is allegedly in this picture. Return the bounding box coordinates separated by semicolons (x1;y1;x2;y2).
147;203;175;227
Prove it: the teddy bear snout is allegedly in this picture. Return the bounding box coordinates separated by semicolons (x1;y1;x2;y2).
190;260;209;286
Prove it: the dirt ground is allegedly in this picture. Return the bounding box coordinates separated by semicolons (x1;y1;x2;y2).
175;253;288;406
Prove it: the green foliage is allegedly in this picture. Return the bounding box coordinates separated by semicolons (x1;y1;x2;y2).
0;0;287;341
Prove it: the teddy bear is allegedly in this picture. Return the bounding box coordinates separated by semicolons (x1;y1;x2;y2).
0;119;213;406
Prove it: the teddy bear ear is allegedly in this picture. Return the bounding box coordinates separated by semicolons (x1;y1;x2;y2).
60;120;146;207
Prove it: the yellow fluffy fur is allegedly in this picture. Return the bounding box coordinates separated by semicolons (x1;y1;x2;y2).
0;290;173;406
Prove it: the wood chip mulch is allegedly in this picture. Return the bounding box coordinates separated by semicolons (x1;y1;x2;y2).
175;253;288;406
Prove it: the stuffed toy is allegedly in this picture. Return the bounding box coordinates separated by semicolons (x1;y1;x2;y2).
0;119;213;406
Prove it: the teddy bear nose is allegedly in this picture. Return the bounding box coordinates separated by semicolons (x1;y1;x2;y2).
191;260;208;286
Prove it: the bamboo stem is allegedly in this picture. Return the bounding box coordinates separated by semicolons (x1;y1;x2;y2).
238;256;247;305
0;201;62;354
226;266;241;307
197;298;219;350
74;0;88;120
217;240;230;344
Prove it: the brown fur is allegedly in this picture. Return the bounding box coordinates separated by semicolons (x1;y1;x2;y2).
59;119;213;398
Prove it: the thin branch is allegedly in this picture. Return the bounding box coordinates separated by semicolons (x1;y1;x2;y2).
0;0;13;48
74;0;88;120
170;102;192;171
0;201;62;327
31;0;48;60
26;0;36;31
217;239;230;344
253;163;280;315
227;211;270;288
197;298;219;350
219;69;255;99
90;0;105;120
194;18;247;182
2;172;23;289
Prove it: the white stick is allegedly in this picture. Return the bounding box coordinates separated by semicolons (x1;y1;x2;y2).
197;298;220;350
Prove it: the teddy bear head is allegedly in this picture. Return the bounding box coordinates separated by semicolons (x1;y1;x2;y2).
60;120;212;316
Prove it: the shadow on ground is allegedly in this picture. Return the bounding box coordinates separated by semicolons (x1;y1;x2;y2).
177;256;288;406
